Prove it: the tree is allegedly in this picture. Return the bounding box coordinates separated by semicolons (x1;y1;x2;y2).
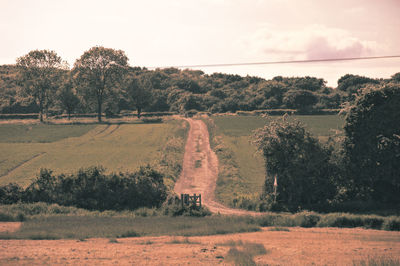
253;117;336;208
72;47;128;122
125;72;152;118
390;72;400;82
58;78;80;120
343;83;400;203
337;74;379;100
16;50;67;122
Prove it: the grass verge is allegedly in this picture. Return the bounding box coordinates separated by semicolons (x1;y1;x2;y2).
0;215;260;239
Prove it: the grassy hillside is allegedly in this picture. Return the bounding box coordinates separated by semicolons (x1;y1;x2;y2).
0;120;187;187
209;115;345;207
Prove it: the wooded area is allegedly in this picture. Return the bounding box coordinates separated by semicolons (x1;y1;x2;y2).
1;47;399;120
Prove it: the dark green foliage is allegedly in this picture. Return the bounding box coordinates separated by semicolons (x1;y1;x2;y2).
253;117;337;208
117;230;140;238
0;212;15;221
0;166;167;211
16;50;67;122
57;78;80;119
124;71;153;118
293;211;321;227
382;217;400;231
337;74;379;94
283;89;318;111
391;72;400;82
344;83;400;203
3;62;363;116
72;46;128;122
0;183;24;204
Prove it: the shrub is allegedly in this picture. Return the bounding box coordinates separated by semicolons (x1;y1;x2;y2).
141;117;163;123
0;212;15;221
117;230;140;238
0;183;24;204
293;211;321;227
382;217;400;231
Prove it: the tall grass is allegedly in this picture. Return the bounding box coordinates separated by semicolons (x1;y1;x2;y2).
0;215;260;239
221;240;268;266
1;204;399;240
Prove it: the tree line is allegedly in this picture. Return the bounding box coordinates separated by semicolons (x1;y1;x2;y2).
1;47;399;121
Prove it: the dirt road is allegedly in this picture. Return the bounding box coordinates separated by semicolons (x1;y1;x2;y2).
174;118;260;215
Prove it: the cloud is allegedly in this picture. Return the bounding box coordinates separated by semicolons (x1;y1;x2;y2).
237;24;379;61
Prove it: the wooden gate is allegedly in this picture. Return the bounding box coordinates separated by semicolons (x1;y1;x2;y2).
181;193;202;208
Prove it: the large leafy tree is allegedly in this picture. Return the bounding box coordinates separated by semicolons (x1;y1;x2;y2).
16;50;67;122
72;47;128;122
344;83;400;203
253;117;336;207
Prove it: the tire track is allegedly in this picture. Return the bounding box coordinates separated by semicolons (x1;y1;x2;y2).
0;152;46;179
93;124;111;136
101;124;121;138
75;124;120;147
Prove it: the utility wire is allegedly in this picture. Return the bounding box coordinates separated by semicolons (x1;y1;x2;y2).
148;55;400;69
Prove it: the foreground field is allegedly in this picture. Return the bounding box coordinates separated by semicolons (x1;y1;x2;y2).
0;223;398;265
0;119;187;186
209;115;345;206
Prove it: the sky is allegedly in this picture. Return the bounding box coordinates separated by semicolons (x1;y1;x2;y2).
1;0;399;86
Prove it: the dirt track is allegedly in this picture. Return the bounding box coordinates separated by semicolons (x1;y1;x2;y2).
174;118;261;215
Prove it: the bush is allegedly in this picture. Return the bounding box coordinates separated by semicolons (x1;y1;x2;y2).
293;211;321;227
0;212;15;221
0;183;24;204
382;217;400;231
141;117;163;123
317;213;388;229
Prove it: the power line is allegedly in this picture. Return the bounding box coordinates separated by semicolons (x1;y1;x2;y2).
148;55;400;69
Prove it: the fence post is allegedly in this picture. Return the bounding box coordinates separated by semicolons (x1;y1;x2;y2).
199;194;201;207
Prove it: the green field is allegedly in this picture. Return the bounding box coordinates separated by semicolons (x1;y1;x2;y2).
0;120;187;186
210;115;345;207
212;115;344;138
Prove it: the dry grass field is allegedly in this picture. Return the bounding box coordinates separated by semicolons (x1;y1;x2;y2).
0;222;399;265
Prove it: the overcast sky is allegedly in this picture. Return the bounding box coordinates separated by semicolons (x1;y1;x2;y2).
1;0;399;86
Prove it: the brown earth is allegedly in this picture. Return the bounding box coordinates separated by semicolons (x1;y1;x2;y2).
174;118;260;215
1;223;399;265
